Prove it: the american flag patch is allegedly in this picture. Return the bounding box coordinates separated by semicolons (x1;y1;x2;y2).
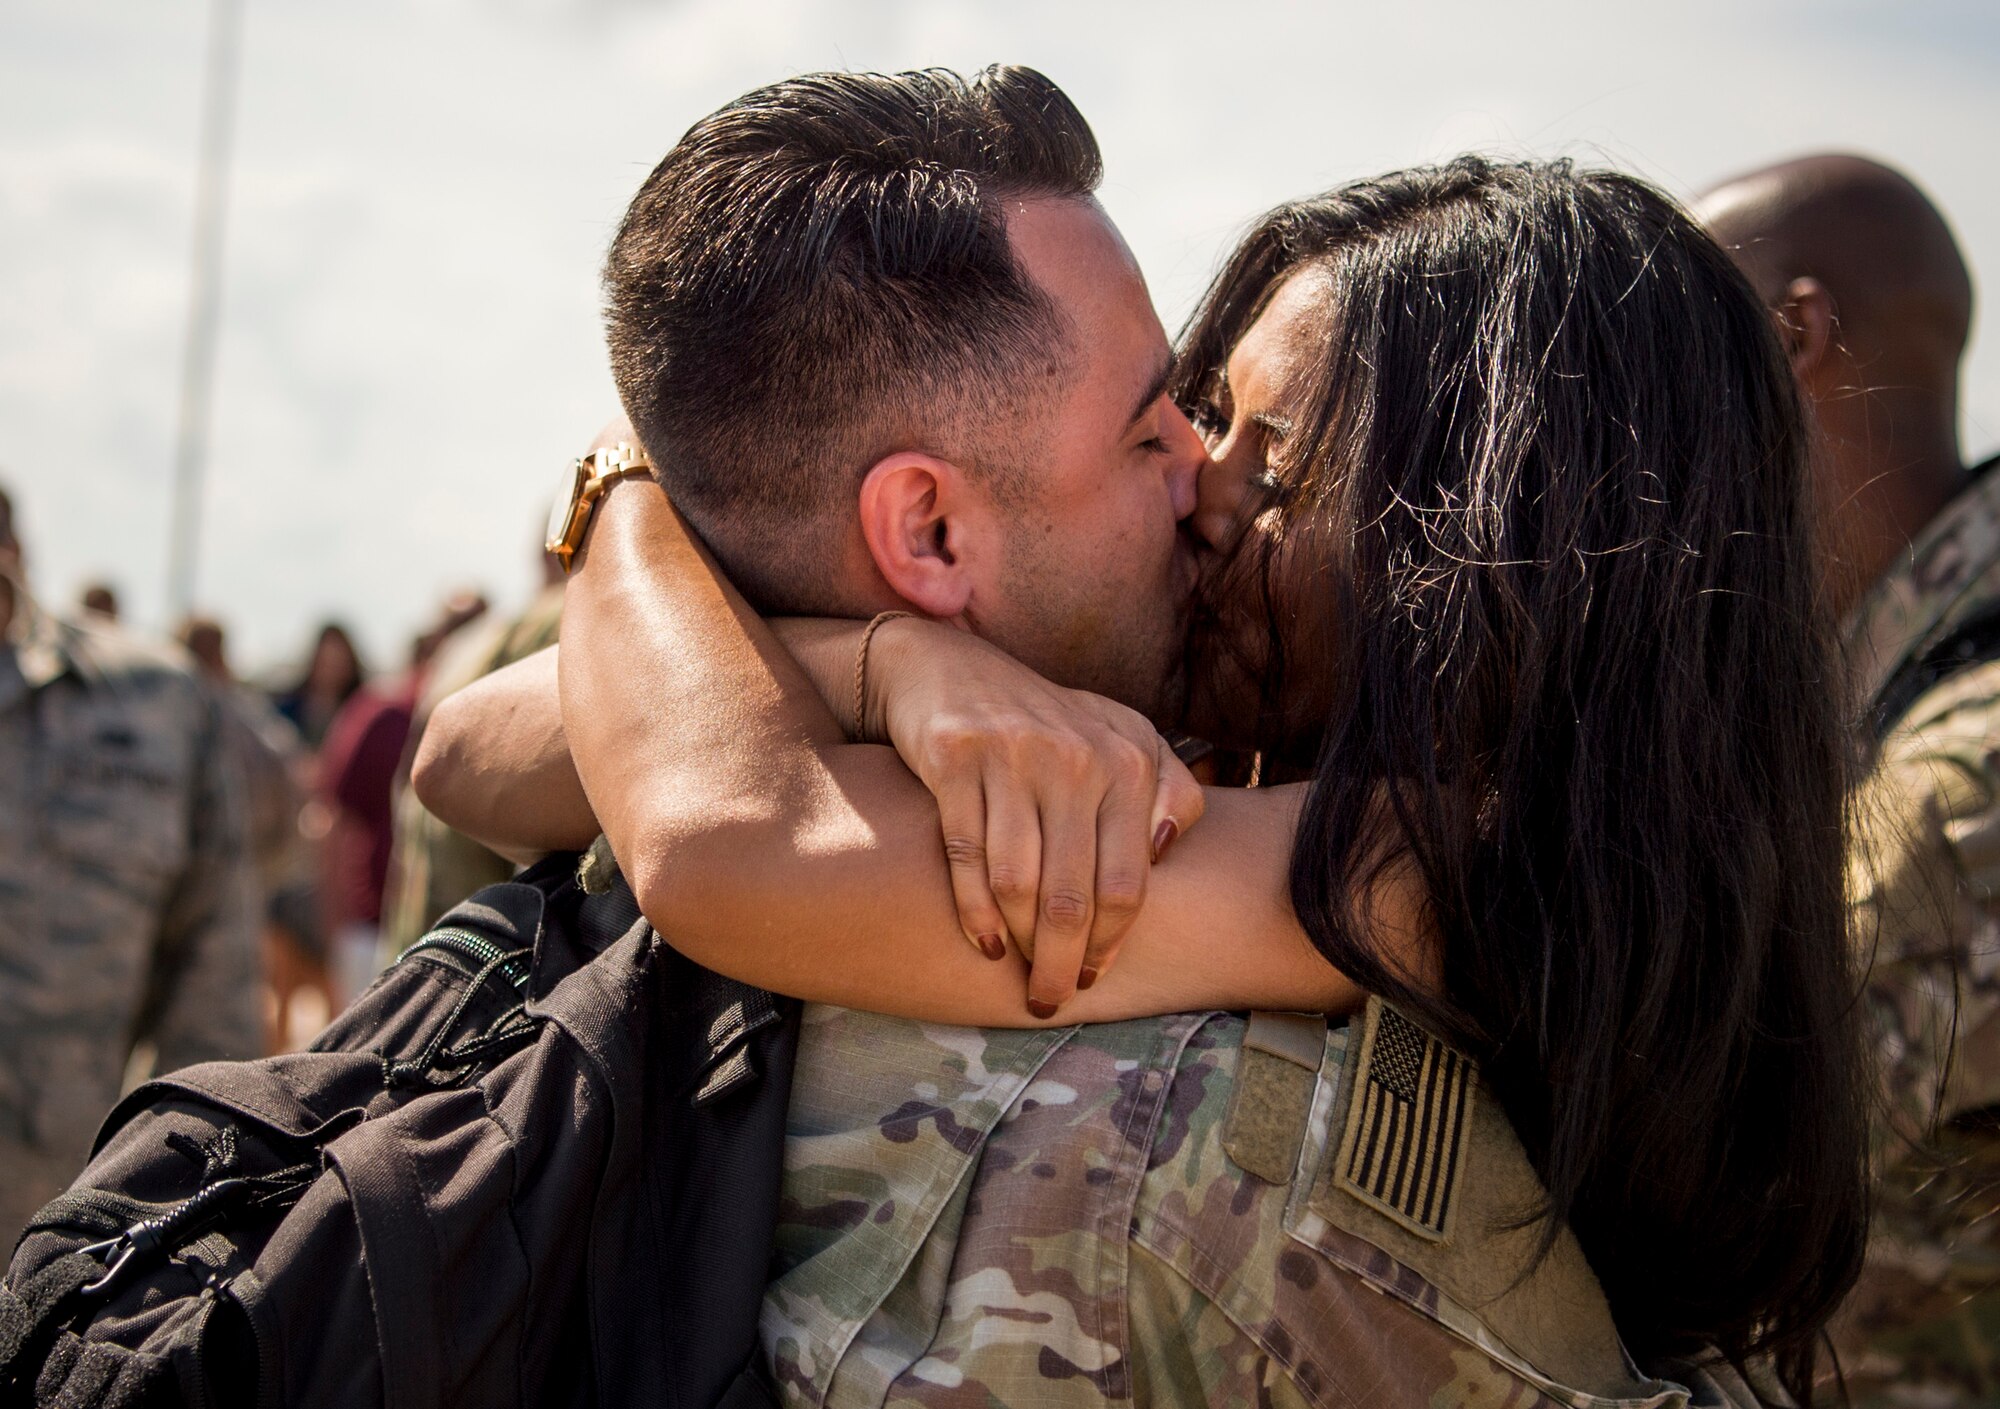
1335;1003;1476;1241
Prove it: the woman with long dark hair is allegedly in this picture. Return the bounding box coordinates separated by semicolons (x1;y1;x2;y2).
427;158;1869;1400
1162;158;1870;1392
271;620;367;752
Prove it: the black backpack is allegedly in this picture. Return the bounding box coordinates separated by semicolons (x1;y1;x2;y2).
0;850;798;1409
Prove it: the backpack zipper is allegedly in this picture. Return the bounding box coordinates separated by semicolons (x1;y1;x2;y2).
399;926;531;991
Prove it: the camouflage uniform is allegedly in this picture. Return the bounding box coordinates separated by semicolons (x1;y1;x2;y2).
0;600;261;1246
765;1001;1766;1407
215;681;305;891
1842;455;2000;1405
380;584;564;959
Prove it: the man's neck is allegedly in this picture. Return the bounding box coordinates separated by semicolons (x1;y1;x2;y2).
1821;390;1967;616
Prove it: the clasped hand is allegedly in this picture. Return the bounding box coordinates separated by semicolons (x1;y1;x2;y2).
859;618;1206;1017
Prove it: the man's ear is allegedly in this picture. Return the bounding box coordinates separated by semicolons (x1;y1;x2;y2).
857;452;983;620
1774;277;1837;381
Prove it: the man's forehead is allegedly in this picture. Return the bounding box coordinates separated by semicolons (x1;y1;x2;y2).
1002;193;1135;266
1004;196;1167;412
1006;197;1156;332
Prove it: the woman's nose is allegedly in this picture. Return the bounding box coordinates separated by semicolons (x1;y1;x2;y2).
1159;404;1207;524
1192;434;1250;550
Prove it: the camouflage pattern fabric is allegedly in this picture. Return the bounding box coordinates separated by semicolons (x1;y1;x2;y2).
765;1003;1761;1407
216;680;304;889
381;584;564;958
0;600;261;1246
1842;456;2000;1406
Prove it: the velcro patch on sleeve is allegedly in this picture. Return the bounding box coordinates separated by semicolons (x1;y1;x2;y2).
1334;1003;1475;1242
1222;1012;1327;1184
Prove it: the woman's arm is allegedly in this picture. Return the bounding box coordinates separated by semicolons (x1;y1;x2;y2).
558;477;1377;1023
411;629;912;861
412;646;596;865
417;616;1206;995
410;616;1171;896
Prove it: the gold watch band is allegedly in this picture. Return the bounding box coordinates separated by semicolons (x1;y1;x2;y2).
581;442;652;498
546;441;654;572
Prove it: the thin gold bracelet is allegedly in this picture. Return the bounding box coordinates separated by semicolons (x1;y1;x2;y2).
852;611;915;741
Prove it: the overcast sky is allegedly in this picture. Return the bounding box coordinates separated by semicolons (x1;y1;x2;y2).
4;0;1997;673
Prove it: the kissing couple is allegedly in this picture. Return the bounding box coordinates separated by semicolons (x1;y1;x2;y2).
421;65;1865;1408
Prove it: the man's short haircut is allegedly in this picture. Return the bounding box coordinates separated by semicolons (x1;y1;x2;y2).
604;65;1102;612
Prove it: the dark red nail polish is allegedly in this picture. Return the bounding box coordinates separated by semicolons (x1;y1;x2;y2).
1027;997;1058;1020
1077;965;1100;990
1152;817;1180;861
976;933;1007;961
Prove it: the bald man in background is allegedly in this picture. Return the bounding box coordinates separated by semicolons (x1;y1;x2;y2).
1701;155;1999;1405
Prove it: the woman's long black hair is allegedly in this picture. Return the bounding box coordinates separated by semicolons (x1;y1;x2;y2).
1174;158;1869;1400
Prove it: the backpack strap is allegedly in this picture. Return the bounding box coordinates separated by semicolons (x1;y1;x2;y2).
569;837;787;1106
0;1249;101;1368
2;1157;316;1407
0;1253;175;1408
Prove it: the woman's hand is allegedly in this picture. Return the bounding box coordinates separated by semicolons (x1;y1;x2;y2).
860;617;1206;1016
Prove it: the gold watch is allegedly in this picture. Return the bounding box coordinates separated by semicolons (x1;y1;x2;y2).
545;441;653;573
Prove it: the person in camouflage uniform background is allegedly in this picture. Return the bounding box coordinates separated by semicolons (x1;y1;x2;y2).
0;485;261;1248
177;615;305;902
378;572;563;962
1702;155;2000;1404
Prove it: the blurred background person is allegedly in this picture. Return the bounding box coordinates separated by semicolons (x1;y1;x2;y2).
75;581;119;624
271;620;365;753
316;591;485;1002
259;619;369;1045
381;528;563;959
179;614;302;888
1701;154;1999;1405
0;483;260;1248
176;613;328;1054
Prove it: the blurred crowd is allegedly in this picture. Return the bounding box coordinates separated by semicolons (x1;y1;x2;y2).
0;490;568;1244
177;555;561;1043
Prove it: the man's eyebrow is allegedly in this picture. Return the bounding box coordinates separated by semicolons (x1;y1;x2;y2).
1126;351;1175;429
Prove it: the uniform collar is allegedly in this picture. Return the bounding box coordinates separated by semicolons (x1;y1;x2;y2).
1846;454;2000;705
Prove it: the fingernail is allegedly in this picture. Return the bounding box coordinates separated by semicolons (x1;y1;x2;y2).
1027;997;1059;1020
1152;818;1180;862
976;933;1007;962
1077;965;1100;991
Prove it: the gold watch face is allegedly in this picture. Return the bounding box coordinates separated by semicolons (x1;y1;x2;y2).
545;456;591;564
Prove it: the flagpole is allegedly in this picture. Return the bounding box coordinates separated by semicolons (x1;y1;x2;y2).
165;0;245;621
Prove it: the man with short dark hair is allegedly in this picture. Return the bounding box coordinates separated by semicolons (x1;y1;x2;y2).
424;67;1202;885
1701;155;2000;1405
601;66;1199;718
